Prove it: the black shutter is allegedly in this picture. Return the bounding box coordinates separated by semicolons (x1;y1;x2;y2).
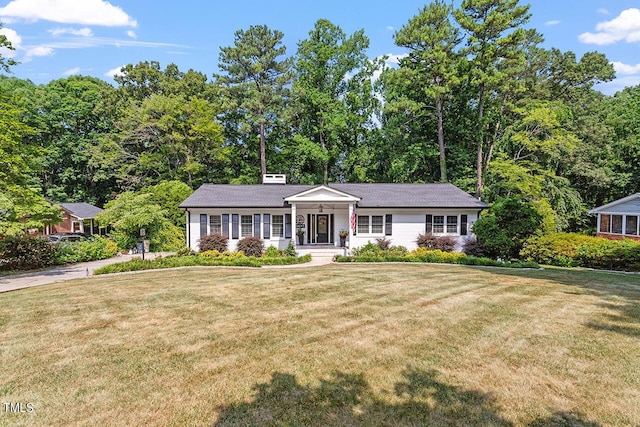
330;213;334;243
222;214;229;237
385;214;393;236
426;214;433;233
461;215;468;236
200;214;207;238
263;214;271;239
231;214;239;239
254;214;261;237
285;214;292;238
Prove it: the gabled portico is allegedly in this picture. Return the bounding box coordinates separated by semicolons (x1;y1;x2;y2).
284;185;360;247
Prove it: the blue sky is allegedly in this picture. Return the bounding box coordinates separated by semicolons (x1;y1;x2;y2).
1;0;639;95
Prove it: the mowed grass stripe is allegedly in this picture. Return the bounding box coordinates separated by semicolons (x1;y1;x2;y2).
0;264;638;426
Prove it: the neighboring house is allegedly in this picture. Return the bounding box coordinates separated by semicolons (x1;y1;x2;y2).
46;202;103;236
589;193;640;242
179;175;488;252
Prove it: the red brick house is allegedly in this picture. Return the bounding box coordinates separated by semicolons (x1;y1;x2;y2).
46;203;103;236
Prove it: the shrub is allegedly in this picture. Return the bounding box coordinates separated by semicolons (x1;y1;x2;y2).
521;233;595;267
264;245;281;258
57;236;118;264
352;241;383;257
236;236;264;257
416;233;456;252
577;238;640;271
200;250;246;259
375;237;392;250
462;237;485;257
473;198;542;260
199;233;228;252
410;248;467;263
284;241;296;257
0;236;59;271
176;246;196;256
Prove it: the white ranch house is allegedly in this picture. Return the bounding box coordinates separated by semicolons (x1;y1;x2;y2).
179;176;488;253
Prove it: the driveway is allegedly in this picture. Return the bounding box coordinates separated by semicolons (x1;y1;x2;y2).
0;253;169;293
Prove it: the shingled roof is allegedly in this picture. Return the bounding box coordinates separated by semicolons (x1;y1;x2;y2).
179;183;487;209
59;202;103;219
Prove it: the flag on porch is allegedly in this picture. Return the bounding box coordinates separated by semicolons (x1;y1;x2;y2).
350;206;357;233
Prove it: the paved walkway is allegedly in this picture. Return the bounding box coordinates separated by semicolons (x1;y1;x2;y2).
0;251;335;293
0;252;169;294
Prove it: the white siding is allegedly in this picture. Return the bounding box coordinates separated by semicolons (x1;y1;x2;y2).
349;209;479;251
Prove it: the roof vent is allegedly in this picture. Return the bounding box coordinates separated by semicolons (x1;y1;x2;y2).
262;174;286;185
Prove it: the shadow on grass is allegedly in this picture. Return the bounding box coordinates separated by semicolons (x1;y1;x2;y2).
213;367;513;426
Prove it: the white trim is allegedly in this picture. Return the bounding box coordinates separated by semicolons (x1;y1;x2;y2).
284;185;361;203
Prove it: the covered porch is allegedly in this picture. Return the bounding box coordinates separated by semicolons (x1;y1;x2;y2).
285;185;360;249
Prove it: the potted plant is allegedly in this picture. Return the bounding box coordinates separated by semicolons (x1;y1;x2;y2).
296;227;305;245
338;229;348;247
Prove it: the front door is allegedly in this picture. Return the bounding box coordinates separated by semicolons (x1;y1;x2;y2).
317;214;329;243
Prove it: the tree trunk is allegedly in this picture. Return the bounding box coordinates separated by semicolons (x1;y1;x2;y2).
259;119;267;178
475;84;485;198
436;96;448;182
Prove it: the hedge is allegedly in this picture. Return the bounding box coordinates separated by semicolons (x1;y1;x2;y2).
94;253;312;274
521;233;640;271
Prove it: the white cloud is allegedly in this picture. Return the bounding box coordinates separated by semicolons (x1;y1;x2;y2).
611;61;640;75
0;27;21;57
49;27;93;37
597;8;610;15
579;8;640;45
104;65;125;78
0;0;137;27
385;53;408;66
386;26;395;31
62;66;80;76
545;20;560;26
127;30;136;39
21;45;54;62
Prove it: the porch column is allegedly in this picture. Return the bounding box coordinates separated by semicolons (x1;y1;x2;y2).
291;203;297;248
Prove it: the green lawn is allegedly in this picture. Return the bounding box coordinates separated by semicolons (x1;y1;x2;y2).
1;264;639;426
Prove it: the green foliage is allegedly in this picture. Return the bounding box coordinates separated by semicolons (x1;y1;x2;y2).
284;241;297;257
416;233;456;252
473;198;543;259
199;250;246;259
94;253;312;274
96;191;184;251
335;249;538;268
264;245;281;258
144;181;193;228
54;236;118;264
0;236;58;271
236;236;265;257
522;233;640;271
352;242;408;257
198;233;229;252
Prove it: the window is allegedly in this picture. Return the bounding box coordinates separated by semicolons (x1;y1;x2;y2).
210;215;221;234
272;215;284;237
612;215;623;234
460;215;468;236
600;214;610;233
447;216;458;233
372;216;383;233
200;214;207;238
626;215;638;235
357;215;369;234
241;215;252;237
433;216;445;233
426;215;433;233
